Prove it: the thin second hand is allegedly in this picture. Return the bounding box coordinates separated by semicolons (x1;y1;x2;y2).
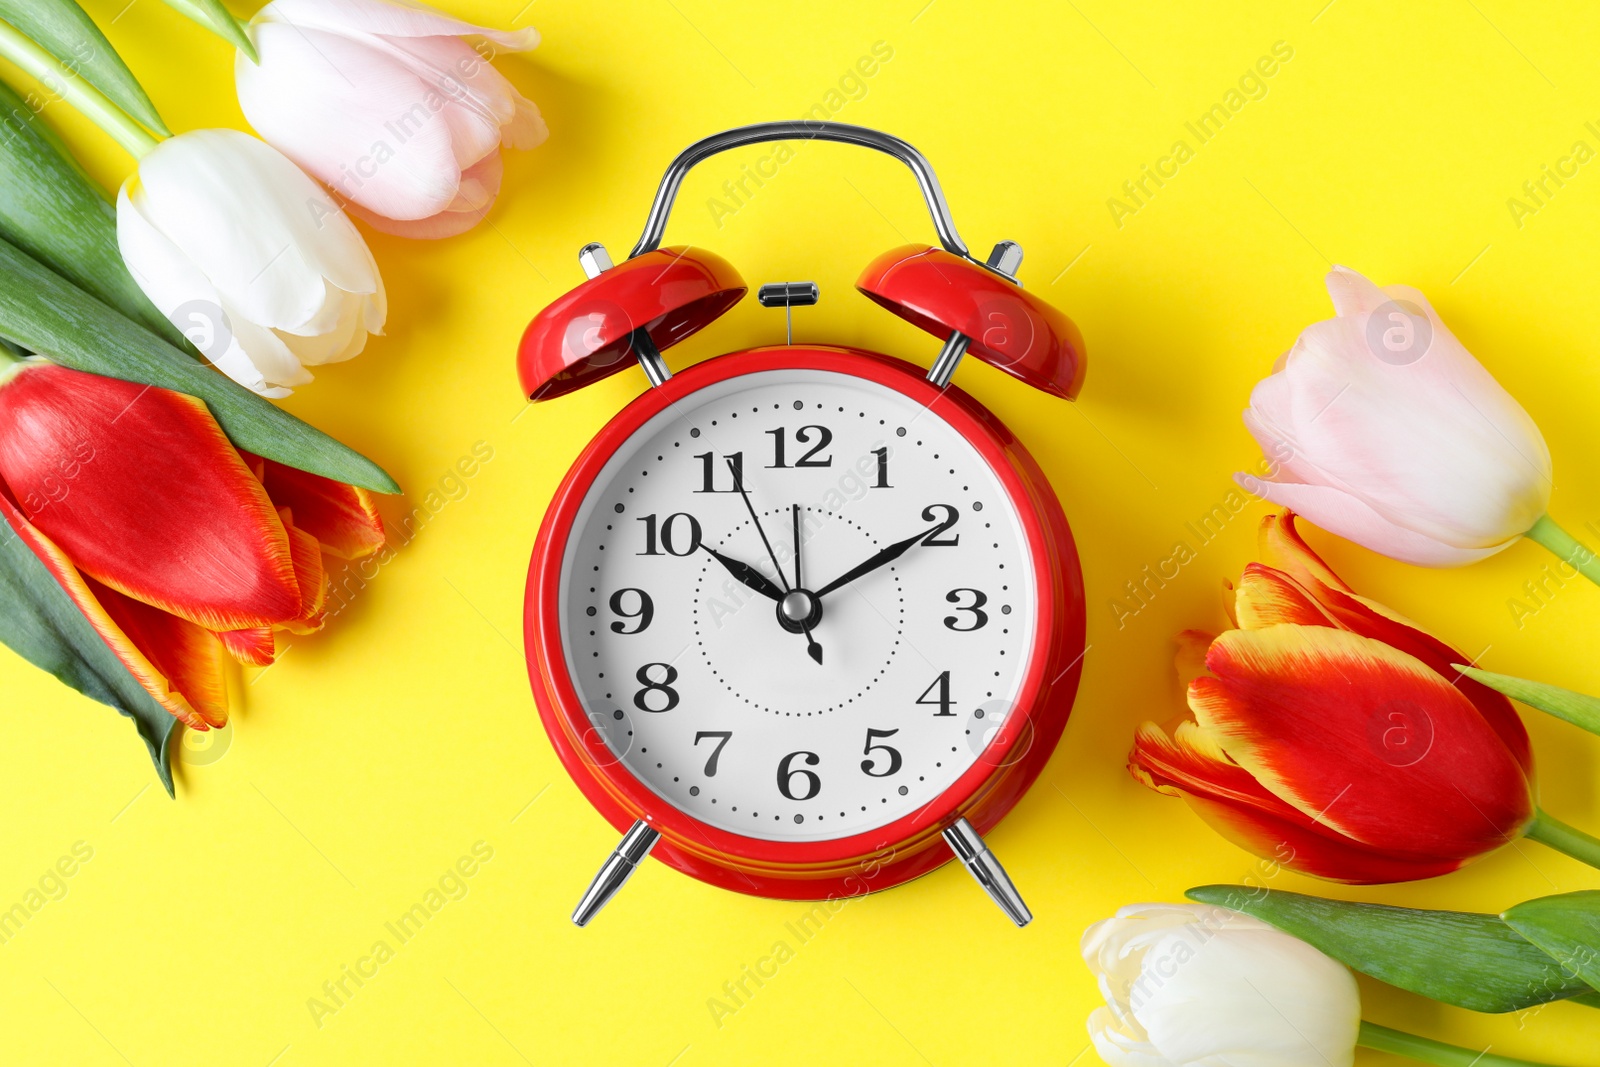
728;458;790;592
792;504;803;589
727;460;822;665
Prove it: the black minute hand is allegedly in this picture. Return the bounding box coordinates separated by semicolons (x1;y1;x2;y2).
813;525;940;599
700;545;784;601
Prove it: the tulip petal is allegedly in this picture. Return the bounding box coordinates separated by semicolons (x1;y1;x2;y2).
1087;1005;1171;1067
0;364;302;630
216;626;276;666
259;458;386;559
1234;563;1333;630
1247;292;1551;551
1236;473;1505;567
1302;581;1533;776
0;485;215;730
1324;264;1390;317
1133;715;1467;882
237;24;465;221
1245;513;1531;774
1182;790;1467;884
115;183;300;398
90;577;229;728
277;510;328;635
1174;630;1214;688
1193;626;1534;861
1256;512;1351;593
258;0;540;51
126;130;382;331
1132;719;1351;838
1134;917;1361;1067
343;147;512;239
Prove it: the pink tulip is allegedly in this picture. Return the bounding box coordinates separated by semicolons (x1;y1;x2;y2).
1236;266;1553;567
235;0;548;239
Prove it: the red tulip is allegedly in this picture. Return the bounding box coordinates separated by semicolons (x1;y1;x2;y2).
0;361;385;729
1130;512;1535;883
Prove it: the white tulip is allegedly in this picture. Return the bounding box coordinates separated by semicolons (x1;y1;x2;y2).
1081;903;1360;1067
117;129;386;397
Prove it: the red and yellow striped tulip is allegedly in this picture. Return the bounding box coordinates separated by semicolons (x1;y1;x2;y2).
1130;512;1536;883
0;361;385;730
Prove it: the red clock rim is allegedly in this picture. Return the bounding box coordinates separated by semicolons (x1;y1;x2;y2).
525;345;1070;874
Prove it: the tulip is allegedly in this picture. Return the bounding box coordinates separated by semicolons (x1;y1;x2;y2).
1130;512;1600;882
1083;902;1359;1067
0;357;385;729
234;0;548;239
1083;902;1566;1067
116;128;387;398
1237;266;1600;582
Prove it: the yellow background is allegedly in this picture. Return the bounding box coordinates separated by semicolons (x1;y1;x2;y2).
2;0;1598;1063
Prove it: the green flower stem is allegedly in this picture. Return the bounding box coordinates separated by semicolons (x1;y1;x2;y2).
1524;514;1600;588
158;0;258;62
1456;666;1600;736
1525;809;1600;871
0;18;158;159
1358;1021;1562;1067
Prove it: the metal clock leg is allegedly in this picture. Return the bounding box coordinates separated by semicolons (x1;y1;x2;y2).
572;819;660;927
942;817;1033;927
925;240;1025;389
577;242;671;387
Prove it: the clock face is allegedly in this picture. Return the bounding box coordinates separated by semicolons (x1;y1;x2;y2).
556;367;1039;843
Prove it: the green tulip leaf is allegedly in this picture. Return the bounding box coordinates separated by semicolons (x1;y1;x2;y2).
0;515;175;794
1186;885;1595;1012
159;0;256;62
1503;892;1600;991
0;235;400;494
1457;666;1600;736
0;76;189;349
0;0;168;134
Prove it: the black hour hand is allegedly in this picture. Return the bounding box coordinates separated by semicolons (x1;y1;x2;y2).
813;525;939;599
701;545;784;601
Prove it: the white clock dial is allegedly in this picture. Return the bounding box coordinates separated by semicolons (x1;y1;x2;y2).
557;368;1038;843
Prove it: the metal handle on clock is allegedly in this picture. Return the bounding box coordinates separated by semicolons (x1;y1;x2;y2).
628;120;978;264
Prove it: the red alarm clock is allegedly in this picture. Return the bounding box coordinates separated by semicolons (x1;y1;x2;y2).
518;122;1086;927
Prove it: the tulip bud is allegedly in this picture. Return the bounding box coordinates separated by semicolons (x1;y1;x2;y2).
116;129;387;398
234;0;548;239
1081;903;1360;1067
1237;266;1551;566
